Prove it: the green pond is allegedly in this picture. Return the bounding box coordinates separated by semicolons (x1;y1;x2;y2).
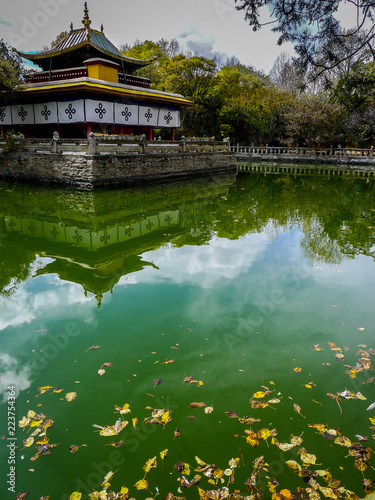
0;167;374;500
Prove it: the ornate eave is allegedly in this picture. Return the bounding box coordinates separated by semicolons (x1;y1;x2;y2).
20;78;193;106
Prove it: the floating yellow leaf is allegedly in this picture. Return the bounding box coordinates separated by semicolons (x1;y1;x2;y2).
334;436;352;447
198;488;208;500
120;487;129;495
280;489;293;499
19;417;31;428
319;487;338;499
290;435;303;446
29;419;43;428
98;369;105;376
369;417;375;425
286;460;301;472
305;384;312;389
204;406;214;414
99;426;118;437
253;391;266;398
293;367;302;373
27;410;36;419
132;417;138;429
143;456;157;473
160;449;168;461
278;443;294;451
65;392;77;402
23;437;34;448
299;448;316;465
69;493;82;500
38;386;53;394
161;411;171;424
257;428;271;440
135;479;148;491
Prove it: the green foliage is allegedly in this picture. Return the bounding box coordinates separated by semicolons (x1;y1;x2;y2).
217;64;291;144
283;93;347;147
0;39;24;104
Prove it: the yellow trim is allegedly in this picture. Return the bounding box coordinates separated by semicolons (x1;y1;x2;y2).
22;81;193;105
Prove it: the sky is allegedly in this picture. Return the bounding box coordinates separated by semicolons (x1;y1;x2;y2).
0;0;297;74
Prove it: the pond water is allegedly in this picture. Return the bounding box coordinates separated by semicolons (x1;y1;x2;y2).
0;167;374;500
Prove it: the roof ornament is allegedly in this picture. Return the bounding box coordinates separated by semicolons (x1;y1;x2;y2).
70;22;73;32
101;24;104;33
82;2;91;29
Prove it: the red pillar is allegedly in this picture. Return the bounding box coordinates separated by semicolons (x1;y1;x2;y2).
86;123;92;139
171;128;175;141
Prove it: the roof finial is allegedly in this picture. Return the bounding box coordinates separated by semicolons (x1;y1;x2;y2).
82;2;91;29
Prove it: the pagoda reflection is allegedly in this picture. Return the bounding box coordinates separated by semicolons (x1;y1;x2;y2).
0;176;234;305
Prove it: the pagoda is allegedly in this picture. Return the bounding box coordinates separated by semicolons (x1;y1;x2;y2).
1;3;191;139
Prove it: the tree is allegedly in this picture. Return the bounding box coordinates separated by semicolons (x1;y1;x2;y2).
158;55;221;137
0;39;24;104
282;93;346;146
269;52;306;92
235;0;375;74
217;64;291;144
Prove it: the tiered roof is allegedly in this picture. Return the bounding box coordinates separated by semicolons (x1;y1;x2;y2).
15;3;155;73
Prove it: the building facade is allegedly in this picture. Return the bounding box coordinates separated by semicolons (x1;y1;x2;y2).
1;3;191;139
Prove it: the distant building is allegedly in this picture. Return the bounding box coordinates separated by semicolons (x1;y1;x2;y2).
1;3;191;139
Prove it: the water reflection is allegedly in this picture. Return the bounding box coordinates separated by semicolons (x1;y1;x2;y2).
1;169;375;305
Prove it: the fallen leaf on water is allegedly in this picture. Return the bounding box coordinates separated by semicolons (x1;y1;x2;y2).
204;406;214;414
15;493;30;500
293;367;302;373
98;369;105;376
53;388;64;394
153;379;162;388
160;448;168;460
253;391;266;399
143;456;157;473
189;402;206;408
299;448;317;465
135;479;149;491
174;428;181;438
38;386;53;395
69;493;82;500
225;410;238;418
293;403;306;418
164;359;174;364
65;392;77;402
85;345;100;352
23;437;34;448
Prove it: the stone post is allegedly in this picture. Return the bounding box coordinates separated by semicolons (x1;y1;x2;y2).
141;134;147;153
88;132;97;155
212;136;215;152
52;131;59;153
181;136;186;153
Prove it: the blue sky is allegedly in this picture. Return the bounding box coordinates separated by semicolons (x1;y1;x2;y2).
0;0;296;73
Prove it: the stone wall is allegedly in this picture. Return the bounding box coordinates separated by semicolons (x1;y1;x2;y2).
0;152;237;189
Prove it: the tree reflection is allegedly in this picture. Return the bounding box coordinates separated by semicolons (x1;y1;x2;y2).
1;169;374;300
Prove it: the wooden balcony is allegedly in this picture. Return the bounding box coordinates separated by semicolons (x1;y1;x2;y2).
25;67;151;88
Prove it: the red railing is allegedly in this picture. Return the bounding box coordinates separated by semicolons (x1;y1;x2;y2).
118;74;151;88
26;67;88;83
25;68;151;89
